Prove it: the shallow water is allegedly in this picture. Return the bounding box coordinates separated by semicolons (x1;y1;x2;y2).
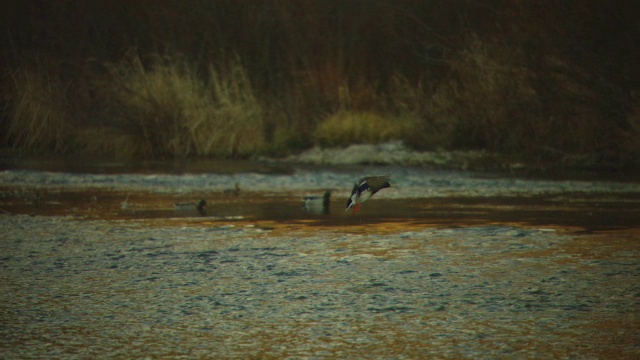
1;159;639;358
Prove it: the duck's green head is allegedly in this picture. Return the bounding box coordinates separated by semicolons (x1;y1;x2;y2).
196;200;207;215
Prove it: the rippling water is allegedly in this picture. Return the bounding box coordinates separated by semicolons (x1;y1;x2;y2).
1;159;638;358
2;162;638;198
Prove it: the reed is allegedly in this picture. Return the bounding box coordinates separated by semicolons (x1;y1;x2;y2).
1;1;637;166
403;35;640;162
97;52;265;158
194;61;265;157
4;65;74;153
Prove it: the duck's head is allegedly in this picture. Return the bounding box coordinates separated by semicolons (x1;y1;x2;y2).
345;194;357;212
196;200;207;215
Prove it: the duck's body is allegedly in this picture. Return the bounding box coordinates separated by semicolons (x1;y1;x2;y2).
303;191;331;214
222;183;241;196
174;199;207;215
346;175;390;214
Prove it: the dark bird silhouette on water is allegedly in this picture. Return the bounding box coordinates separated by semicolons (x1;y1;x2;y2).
302;191;331;214
174;199;207;216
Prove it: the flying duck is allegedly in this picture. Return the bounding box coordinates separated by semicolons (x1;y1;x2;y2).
346;175;391;214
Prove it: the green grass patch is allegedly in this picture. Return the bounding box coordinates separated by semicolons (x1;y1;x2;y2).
314;111;413;147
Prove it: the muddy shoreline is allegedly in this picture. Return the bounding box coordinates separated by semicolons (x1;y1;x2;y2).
2;143;639;181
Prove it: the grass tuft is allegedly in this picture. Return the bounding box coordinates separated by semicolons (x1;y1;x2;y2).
94;52;265;158
194;61;265;157
314;111;413;147
4;66;74;153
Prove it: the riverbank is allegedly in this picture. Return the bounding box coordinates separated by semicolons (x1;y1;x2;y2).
4;141;639;178
273;141;626;171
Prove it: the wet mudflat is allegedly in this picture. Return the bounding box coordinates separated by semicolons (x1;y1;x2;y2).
1;162;639;358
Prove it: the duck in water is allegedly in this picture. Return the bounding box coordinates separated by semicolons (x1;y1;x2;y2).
174;199;207;216
302;191;331;215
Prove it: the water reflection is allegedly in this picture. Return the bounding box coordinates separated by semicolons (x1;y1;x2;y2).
1;188;637;233
1;157;638;232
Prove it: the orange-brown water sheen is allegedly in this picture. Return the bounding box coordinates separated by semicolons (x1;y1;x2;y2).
1;187;639;358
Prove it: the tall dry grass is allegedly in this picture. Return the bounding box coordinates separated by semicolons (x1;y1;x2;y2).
4;65;75;153
401;35;640;162
422;36;541;151
89;52;266;158
1;1;638;166
196;61;266;156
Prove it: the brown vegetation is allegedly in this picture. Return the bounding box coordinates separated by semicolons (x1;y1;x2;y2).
1;1;638;167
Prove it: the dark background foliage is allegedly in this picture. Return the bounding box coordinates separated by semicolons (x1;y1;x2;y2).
2;0;638;165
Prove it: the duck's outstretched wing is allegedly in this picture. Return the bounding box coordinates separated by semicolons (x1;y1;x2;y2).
362;175;391;193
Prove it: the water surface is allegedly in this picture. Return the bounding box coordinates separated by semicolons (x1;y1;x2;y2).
1;158;638;358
